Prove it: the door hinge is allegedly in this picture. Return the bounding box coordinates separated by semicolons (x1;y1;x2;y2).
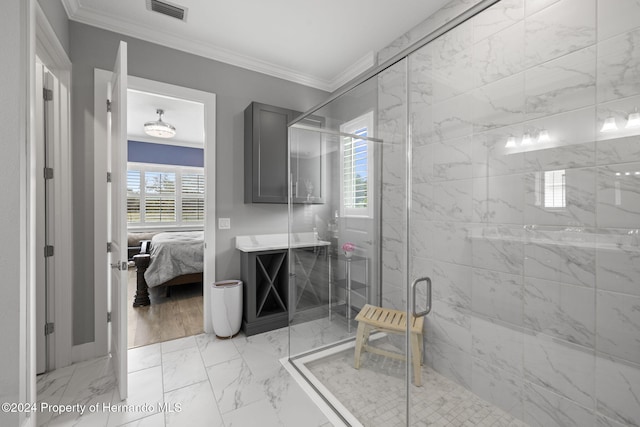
107;312;112;323
43;88;53;101
107;99;112;112
44;245;54;258
107;172;112;183
44;167;54;180
44;322;55;335
107;242;112;253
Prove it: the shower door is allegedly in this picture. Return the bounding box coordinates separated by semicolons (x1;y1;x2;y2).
407;0;640;426
288;59;421;426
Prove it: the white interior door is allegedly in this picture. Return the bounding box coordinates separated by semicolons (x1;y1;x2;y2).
36;65;57;374
35;64;46;374
107;41;128;400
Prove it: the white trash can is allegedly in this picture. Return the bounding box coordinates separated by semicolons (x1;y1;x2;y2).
211;280;243;338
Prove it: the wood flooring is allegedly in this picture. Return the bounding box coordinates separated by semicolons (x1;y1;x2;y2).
127;268;204;349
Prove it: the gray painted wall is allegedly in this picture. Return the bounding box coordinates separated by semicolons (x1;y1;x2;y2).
69;21;329;345
38;0;69;55
0;0;28;425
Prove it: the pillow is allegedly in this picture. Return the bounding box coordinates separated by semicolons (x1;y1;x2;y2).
127;232;159;247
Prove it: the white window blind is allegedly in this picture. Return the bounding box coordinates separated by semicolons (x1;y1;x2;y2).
343;128;369;210
145;171;176;222
340;112;374;217
181;173;205;222
544;169;566;208
127;170;141;223
127;163;204;227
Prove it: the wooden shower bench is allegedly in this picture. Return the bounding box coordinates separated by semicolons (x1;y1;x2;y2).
354;304;424;386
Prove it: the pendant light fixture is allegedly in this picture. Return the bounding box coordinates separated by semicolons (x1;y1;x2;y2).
144;109;176;138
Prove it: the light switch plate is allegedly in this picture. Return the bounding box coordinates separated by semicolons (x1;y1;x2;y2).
218;218;231;229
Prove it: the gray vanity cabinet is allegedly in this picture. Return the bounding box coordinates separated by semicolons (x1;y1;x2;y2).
244;102;298;204
240;249;289;336
244;102;325;204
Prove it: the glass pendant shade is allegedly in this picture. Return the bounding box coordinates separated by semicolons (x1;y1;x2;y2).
537;129;550;143
600;116;618;133
626;111;640;129
505;136;517;148
144;109;176;138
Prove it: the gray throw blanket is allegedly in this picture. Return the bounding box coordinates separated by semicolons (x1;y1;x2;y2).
144;231;204;287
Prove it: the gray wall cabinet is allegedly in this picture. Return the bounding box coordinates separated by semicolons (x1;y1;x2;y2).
244;101;325;204
244;102;297;203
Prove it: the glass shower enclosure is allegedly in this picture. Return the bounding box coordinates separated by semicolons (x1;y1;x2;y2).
287;0;640;425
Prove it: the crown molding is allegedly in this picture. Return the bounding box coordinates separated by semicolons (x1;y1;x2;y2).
328;51;375;92
60;0;80;18
36;3;72;73
62;2;337;91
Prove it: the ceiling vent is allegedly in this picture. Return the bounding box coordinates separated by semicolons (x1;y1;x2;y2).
146;0;188;21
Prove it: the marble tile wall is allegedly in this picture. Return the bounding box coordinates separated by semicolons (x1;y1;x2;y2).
376;0;640;425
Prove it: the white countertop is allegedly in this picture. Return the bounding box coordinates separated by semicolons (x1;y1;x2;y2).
235;232;330;252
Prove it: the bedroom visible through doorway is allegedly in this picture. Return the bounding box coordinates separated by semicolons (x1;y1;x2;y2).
125;87;207;349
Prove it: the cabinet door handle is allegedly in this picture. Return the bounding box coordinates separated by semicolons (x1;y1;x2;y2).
411;277;432;317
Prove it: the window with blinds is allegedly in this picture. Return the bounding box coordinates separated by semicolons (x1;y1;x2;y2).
340;112;374;217
127;163;204;226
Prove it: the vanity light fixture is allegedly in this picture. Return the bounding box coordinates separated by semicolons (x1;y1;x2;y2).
505;135;517;148
144;109;176;138
626;109;640;129
600;116;618;133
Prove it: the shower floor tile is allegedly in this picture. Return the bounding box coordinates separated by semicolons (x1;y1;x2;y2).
304;338;528;427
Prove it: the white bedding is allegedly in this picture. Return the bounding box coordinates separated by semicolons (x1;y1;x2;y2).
144;231;204;287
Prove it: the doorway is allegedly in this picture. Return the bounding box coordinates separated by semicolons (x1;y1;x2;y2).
126;88;208;348
34;21;73;374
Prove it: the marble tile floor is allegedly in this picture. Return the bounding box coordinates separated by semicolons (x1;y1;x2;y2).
36;327;333;427
36;316;527;427
305;338;529;427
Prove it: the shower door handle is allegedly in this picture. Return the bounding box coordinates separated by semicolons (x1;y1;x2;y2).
411;277;432;317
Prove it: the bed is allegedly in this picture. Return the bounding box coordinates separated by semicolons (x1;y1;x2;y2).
132;231;204;307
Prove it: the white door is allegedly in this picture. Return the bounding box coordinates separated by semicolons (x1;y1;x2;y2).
107;41;128;400
35;64;56;374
